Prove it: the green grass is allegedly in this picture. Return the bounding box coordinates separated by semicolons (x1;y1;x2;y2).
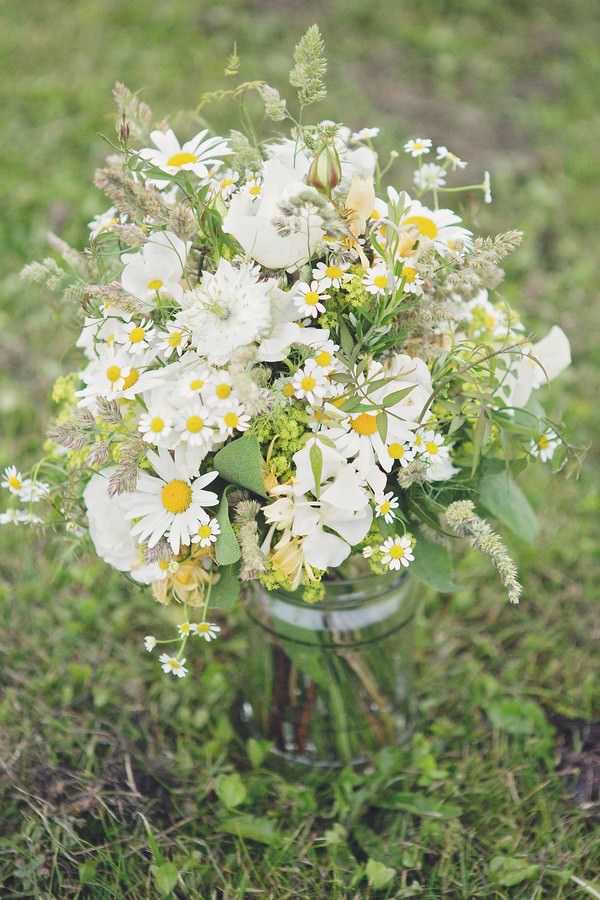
1;1;599;896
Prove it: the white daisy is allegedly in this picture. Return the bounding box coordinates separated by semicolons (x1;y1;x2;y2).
209;168;240;200
144;635;157;652
381;535;414;569
176;402;217;448
177;622;195;638
292;362;330;406
121;231;189;309
157;325;191;359
121;447;219;553
138;411;174;447
530;429;559;462
417;430;450;462
310;340;340;374
191;517;220;547
413;163;447;192
400;201;473;255
217;402;251;437
404;138;432;157
312;261;351;290
139;128;231;179
191;621;221;641
159;654;188;677
397;258;424;295
240;175;263;201
2;466;26;496
386;441;416;468
363;263;391;296
436;146;468;170
88;206;120;238
117;318;155;355
76;347;155;406
294;281;329;318
177;365;212;399
2;466;49;501
375;491;399;524
352;127;380;141
203;370;235;406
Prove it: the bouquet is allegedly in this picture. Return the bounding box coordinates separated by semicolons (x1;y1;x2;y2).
7;27;574;680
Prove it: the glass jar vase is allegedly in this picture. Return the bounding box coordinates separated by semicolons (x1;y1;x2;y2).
238;573;417;768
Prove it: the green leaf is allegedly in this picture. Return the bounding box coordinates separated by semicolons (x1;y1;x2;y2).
486;698;550;736
215;490;241;566
309;442;323;497
213;435;267;498
216;772;247;809
365;858;396;889
211;563;241;610
479;472;539;543
376;411;388;442
382;385;415;407
489;856;541;887
152;862;179;897
246;737;270;768
374;792;462;819
410;538;458;593
338;314;354;357
218;815;280;846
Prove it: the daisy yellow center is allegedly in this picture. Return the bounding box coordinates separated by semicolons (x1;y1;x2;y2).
389;544;406;559
282;383;295;397
168;331;183;346
425;440;439;455
161;479;192;514
107;334;115;345
249;184;262;196
413;142;424;152
388;443;405;459
129;326;145;343
215;383;231;399
167;151;198;167
150;416;165;433
224;412;239;428
414;434;423;447
402;266;416;283
198;524;212;538
220;178;233;189
147;278;164;291
300;375;316;392
179;623;192;635
373;274;388;289
326;265;343;279
538;435;550;449
123;369;138;390
197;623;210;633
380;500;391;514
190;379;204;390
186;416;204;433
370;208;381;220
352;413;378;436
168;657;182;669
304;291;320;306
106;365;121;383
403;215;438;239
8;475;22;490
315;350;332;367
158;559;170;571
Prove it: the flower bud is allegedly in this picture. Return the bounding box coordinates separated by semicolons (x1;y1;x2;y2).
308;141;342;194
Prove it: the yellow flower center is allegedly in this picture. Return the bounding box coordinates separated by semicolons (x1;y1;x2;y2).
166;151;198;167
373;274;388;289
300;375;316;392
215;383;231;399
304;291;320;306
150;416;165;433
248;184;262;196
314;350;332;367
403;215;438;239
158;559;170;570
168;331;183;346
220;178;233;189
8;475;22;490
351;413;378;436
197;623;210;633
161;479;192;514
123;369;138;390
179;623;192;635
189;378;205;390
106;365;121;383
186;415;204;433
538;435;550;449
425;440;439;455
224;412;239;428
129;326;145;343
413;142;424;152
370;208;381;220
325;265;343;279
389;544;406;559
198;524;212;538
402;266;416;283
380;500;391;514
388;443;405;460
414;434;423;447
168;657;182;669
147;278;164;291
282;383;296;397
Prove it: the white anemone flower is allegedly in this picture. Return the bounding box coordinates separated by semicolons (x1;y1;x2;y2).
121;231;189;310
121;448;219;553
175;259;275;365
139;128;231;179
502;326;571;409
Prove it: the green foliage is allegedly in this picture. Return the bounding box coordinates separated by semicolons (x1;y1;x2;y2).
410;537;458;593
215;489;241;566
213;435;268;498
479;471;540;543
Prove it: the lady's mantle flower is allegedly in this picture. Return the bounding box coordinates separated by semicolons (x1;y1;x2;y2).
139;128;231;179
404;138;432;157
144;635;157;652
192;621;221;641
530;429;559;462
191;517;221;548
380;535;414;570
159;653;188;677
375;491;399;524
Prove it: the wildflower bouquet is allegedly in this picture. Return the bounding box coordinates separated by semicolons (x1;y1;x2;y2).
9;27;574;681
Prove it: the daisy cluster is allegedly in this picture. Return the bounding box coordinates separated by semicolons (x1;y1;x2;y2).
8;30;573;677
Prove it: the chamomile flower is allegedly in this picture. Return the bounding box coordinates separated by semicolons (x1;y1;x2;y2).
176;402;217;448
413;163;447;192
436;146;468;170
418;430;450;461
242;175;263;200
177;366;212;399
138;411;174;446
217;402;251;436
292;362;330;405
117;318;155;355
0;509;43;525
177;622;195;638
386;441;416;468
159;654;188;677
398;258;424;295
192;621;221;641
352;127;380;141
204;370;235;406
209;168;240;200
2;467;49;501
294;280;330;318
311;340;340;374
381;535;414;569
121;447;219;553
363;263;391;295
375;491;399;523
530;429;560;462
144;635;157;652
312;261;351;290
157;325;191;359
191;517;220;547
404;138;432;157
400;201;473;255
88;206;120;238
139;128;231;179
2;466;26;496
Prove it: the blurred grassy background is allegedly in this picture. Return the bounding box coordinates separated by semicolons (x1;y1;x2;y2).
1;1;599;896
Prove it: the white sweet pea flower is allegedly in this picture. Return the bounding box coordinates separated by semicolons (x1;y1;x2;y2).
502;326;571;409
121;231;189;310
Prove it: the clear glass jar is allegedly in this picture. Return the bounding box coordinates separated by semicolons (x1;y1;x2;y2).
239;573;417;768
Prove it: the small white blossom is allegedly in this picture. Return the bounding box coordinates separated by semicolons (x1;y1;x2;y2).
404;138;432;157
157;325;191;359
530;429;560;462
191;517;221;547
159;653;188;677
483;171;492;204
363;263;391;296
413;163;447;192
294;281;329;318
144;635;157;652
138;411;174;446
416;430;450;462
192;621;221;641
386;441;417;468
375;491;399;524
380;535;414;570
352;127;380;141
177;622;195;638
292;362;330;405
312;261;351;290
436;146;468;170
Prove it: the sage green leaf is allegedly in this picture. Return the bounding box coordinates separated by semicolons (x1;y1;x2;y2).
213;435;267;497
410;538;458;593
365;858;396;889
479;472;539;543
489;856;541;887
376;411;388;442
152;862;179;897
309;442;323;497
211;563;240;610
338;314;354;357
382;385;415;407
218;815;280;846
216;772;247;809
215;490;241;566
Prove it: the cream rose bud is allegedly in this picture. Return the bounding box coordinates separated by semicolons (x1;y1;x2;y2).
308;141;342;194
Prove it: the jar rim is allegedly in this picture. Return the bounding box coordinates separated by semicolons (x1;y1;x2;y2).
259;571;409;609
